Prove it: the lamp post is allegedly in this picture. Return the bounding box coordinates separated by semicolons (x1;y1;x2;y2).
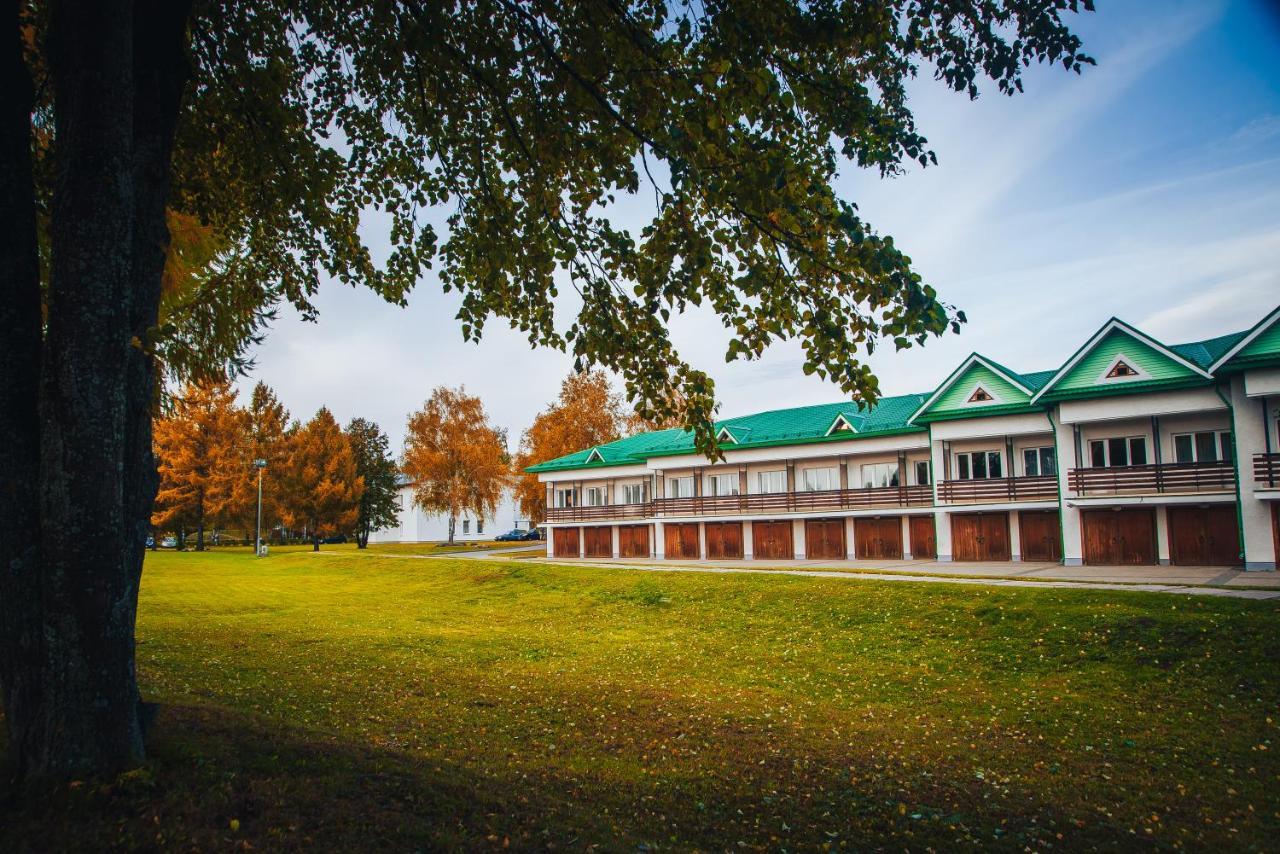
254;458;267;556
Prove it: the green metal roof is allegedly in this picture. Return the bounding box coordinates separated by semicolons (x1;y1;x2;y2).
526;317;1262;475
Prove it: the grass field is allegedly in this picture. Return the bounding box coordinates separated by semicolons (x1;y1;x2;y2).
3;550;1278;851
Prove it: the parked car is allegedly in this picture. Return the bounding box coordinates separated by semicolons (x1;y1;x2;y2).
160;536;177;549
495;529;526;542
523;528;543;541
321;534;348;544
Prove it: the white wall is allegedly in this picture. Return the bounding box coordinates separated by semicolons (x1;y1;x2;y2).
369;486;527;543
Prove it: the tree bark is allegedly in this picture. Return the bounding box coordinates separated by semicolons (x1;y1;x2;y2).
0;0;47;785
0;0;192;782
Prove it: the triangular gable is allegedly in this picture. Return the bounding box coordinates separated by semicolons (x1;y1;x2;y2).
908;354;1034;423
715;426;737;444
584;448;604;464
1208;305;1280;372
824;413;859;436
1031;319;1210;403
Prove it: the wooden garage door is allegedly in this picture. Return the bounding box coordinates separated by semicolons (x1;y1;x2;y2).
705;522;744;559
805;519;846;560
752;521;793;560
855;517;903;560
1168;506;1240;566
552;527;580;558
1019;510;1062;562
583;526;613;558
618;525;650;558
951;513;1011;562
909;516;936;560
1081;509;1157;566
664;523;700;559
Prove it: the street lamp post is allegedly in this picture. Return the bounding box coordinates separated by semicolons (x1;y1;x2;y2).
254;458;267;557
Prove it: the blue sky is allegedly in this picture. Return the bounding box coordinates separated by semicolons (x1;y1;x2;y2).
237;0;1280;450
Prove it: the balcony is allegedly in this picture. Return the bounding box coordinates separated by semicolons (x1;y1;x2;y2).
1255;453;1280;488
544;502;650;523
936;475;1058;504
650;484;932;518
1069;461;1235;496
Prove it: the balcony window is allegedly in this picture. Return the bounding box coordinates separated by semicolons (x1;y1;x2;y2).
555;488;575;508
1173;430;1232;464
1089;436;1147;468
914;460;931;486
859;463;900;489
667;476;693;498
584;486;605;506
955;450;1002;480
1022;446;1055;477
801;466;838;492
704;472;740;496
622;483;645;504
756;470;786;494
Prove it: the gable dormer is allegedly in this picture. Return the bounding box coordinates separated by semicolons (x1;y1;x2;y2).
825;413;859;436
908;354;1035;424
716;426;737;445
966;386;995;403
584;447;604;464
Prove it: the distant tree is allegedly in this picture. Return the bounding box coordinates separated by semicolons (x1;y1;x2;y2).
514;370;629;525
234;382;292;539
151;379;249;550
403;388;509;544
346;418;401;549
279;408;363;551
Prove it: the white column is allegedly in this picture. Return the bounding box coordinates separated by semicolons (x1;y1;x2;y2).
900;515;913;560
1231;376;1276;569
1155;505;1171;565
792;518;806;559
545;526;553;558
845;517;857;559
698;522;707;560
1054;411;1083;566
578;526;585;559
654;520;665;559
743;520;754;559
933;509;952;562
1009;510;1022;561
931;435;952;561
611;525;620;559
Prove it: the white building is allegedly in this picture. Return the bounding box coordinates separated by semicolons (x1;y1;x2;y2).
368;482;530;543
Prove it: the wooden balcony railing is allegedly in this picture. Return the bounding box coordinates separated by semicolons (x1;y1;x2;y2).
1255;453;1280;488
1069;461;1235;495
544;503;650;523
936;475;1058;504
650;484;932;518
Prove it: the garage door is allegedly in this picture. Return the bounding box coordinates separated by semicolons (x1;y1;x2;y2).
855;517;903;560
1168;506;1240;566
664;523;700;559
583;526;613;558
618;525;650;558
1081;509;1157;566
1019;510;1062;562
951;513;1011;562
552;527;580;558
909;516;936;560
705;522;744;559
752;521;793;560
805;519;846;560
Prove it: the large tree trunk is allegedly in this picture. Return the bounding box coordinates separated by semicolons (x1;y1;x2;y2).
0;0;191;782
0;0;48;785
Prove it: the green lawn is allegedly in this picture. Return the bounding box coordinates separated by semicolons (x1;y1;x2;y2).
3;550;1278;851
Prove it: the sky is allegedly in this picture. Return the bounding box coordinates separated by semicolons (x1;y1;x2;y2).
235;0;1280;453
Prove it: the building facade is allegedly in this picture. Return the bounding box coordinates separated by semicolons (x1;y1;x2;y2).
368;483;529;544
528;308;1280;570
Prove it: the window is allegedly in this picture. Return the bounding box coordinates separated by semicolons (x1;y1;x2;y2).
704;472;740;496
955;450;1002;480
1089;436;1147;467
1022;446;1056;477
1105;359;1139;378
555;487;575;508
914;460;931;486
859;463;900;489
801;466;838;492
666;476;693;498
622;483;645;504
462;519;470;534
585;486;605;506
967;386;994;403
1173;430;1232;464
477;520;483;534
756;470;786;494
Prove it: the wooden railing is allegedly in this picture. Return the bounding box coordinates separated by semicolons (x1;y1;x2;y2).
936;475;1058;504
1255;453;1280;488
544;503;650;523
650;484;932;517
1069;461;1235;495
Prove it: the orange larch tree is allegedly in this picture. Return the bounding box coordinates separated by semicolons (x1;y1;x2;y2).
402;387;508;544
151;378;249;550
279;407;363;551
229;381;292;541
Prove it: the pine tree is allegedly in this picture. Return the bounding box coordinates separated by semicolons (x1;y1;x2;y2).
346;418;400;549
280;407;363;551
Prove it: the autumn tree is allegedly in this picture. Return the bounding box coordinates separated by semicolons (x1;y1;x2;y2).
151;379;250;551
2;0;1091;778
403;388;509;544
514;370;632;525
346;418;401;549
278;408;363;551
230;382;292;540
